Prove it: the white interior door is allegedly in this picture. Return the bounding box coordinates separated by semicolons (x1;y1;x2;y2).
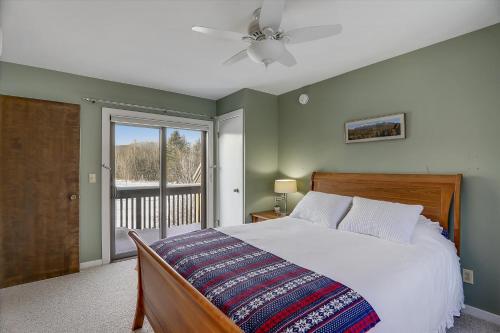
217;109;244;227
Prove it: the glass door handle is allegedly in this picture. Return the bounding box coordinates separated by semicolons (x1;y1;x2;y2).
69;194;79;201
111;186;118;199
101;163;112;171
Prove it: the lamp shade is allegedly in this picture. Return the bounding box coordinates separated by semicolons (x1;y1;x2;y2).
274;179;297;194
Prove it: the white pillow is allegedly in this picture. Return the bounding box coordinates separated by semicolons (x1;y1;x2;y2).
290;191;352;228
338;196;423;244
411;215;444;243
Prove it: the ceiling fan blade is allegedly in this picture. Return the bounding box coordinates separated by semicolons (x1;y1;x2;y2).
259;0;285;33
192;26;246;41
285;24;342;44
223;49;248;65
277;48;297;67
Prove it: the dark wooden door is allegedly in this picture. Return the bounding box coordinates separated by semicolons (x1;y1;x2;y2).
0;95;80;288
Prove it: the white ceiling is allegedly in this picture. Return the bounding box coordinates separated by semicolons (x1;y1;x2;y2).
1;0;499;100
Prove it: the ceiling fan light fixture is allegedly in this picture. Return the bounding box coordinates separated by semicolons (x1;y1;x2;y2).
192;0;342;68
247;39;285;65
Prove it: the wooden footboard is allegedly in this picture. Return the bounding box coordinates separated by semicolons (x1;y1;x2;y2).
128;231;242;333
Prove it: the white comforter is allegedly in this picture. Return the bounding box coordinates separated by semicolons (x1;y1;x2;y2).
219;217;463;333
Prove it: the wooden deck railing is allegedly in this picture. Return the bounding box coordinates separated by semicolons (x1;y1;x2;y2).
114;184;201;230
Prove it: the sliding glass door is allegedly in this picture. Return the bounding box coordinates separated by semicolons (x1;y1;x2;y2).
164;128;206;237
110;122;207;260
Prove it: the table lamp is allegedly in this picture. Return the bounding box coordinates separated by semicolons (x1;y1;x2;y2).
274;179;297;215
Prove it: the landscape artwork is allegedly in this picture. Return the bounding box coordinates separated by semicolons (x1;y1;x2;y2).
345;113;406;143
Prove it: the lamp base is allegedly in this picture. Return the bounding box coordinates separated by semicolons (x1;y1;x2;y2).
274;193;289;216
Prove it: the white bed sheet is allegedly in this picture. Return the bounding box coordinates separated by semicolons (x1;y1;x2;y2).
219;217;463;333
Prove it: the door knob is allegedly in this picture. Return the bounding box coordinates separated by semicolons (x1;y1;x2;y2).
69;194;79;201
233;188;239;193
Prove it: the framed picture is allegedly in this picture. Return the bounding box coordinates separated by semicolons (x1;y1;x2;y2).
345;113;405;143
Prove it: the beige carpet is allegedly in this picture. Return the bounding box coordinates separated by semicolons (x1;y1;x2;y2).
1;259;499;333
0;260;152;333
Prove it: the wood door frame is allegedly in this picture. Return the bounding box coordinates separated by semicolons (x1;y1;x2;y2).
215;109;245;227
101;108;214;264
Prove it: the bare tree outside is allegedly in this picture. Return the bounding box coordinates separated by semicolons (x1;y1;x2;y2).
115;129;201;185
166;130;201;184
115;141;160;183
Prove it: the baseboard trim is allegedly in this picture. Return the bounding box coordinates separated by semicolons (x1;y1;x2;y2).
464;304;500;325
79;259;103;270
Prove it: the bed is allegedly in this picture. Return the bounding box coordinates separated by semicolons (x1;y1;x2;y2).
129;172;463;333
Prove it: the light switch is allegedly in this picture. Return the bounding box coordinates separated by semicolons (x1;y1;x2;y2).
463;268;474;284
89;173;97;184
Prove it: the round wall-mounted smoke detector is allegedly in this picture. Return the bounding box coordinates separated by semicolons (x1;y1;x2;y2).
298;94;309;105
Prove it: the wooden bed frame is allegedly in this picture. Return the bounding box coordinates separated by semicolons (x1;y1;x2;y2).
129;172;462;332
310;172;462;252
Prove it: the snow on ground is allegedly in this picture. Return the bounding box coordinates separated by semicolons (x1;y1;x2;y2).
115;180;201;187
115;180;159;187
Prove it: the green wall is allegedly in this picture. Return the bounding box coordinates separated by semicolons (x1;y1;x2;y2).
0;61;215;262
278;24;500;315
215;89;245;115
216;89;279;221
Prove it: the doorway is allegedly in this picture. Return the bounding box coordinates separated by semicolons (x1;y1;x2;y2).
217;109;244;227
102;108;213;263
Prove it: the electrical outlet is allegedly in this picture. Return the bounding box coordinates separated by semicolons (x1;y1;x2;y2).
89;173;97;184
463;268;474;284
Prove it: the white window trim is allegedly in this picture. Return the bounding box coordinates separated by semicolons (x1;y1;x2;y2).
101;107;214;264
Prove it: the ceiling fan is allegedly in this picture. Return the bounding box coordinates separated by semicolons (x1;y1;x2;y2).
192;0;342;67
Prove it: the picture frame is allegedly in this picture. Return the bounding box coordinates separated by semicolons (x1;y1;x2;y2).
345;113;406;144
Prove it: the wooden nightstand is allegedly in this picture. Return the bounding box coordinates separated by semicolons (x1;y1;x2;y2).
250;210;284;223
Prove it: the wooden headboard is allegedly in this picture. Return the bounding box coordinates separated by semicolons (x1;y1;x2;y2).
311;172;462;253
